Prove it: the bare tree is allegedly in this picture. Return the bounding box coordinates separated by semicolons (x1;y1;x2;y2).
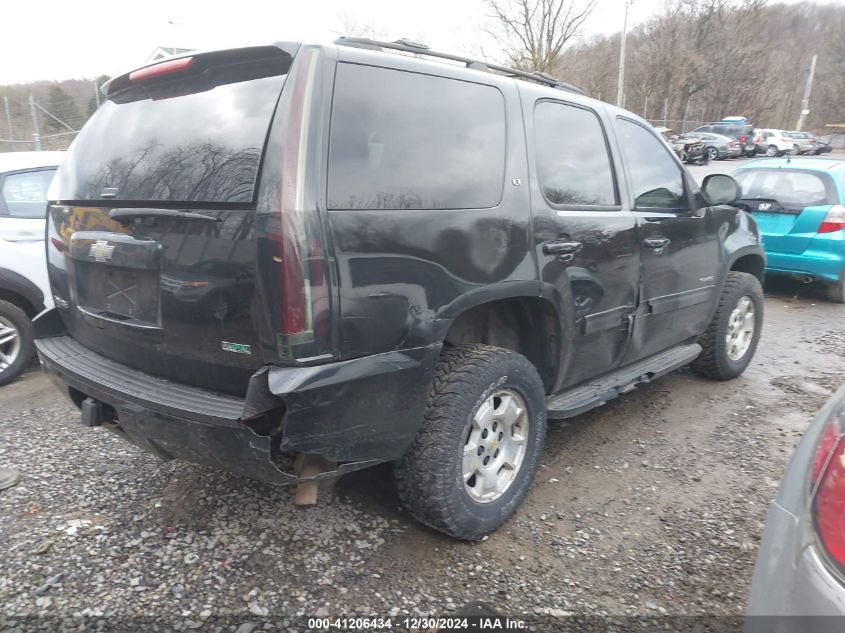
485;0;597;73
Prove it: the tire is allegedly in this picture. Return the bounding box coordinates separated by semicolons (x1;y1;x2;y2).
0;300;34;387
692;272;764;381
394;344;547;540
765;145;778;157
825;277;845;303
707;146;719;161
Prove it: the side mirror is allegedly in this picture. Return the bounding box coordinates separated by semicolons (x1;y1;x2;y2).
702;174;741;206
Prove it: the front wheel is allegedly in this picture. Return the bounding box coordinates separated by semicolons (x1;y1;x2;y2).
394;344;547;540
765;145;778;157
691;272;764;381
0;300;34;387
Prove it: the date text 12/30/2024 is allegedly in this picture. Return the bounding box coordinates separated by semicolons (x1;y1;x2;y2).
307;616;528;630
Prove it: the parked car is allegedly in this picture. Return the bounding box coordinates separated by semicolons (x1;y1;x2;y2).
786;131;818;154
654;127;706;164
733;157;845;302
35;39;765;540
692;122;756;156
746;384;845;631
685;131;743;161
0;151;65;386
753;129;795;156
814;140;834;155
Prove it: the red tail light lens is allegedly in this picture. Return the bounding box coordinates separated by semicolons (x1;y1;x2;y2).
740;134;747;143
813;406;845;568
819;206;845;233
129;57;194;82
261;46;331;362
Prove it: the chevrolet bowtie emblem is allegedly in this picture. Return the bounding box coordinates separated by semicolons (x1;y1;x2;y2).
89;240;115;263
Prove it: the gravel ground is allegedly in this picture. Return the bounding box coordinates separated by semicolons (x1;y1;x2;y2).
0;278;843;632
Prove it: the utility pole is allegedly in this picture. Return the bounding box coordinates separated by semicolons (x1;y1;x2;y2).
795;54;817;131
663;97;668;127
28;94;42;151
643;95;649;121
3;96;12;140
94;80;101;110
616;0;633;108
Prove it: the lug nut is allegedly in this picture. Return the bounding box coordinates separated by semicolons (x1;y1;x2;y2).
481;429;488;439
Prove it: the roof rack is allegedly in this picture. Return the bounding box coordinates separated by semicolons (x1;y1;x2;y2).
334;37;585;96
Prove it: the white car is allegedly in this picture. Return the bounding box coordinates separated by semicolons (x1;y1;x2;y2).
0;151;65;385
754;129;795;157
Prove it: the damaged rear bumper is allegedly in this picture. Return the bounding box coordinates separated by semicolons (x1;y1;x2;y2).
33;311;439;486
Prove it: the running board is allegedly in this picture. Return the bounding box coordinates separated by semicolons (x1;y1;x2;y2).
545;343;701;419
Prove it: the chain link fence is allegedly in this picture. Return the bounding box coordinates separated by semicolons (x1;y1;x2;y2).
1;81;103;153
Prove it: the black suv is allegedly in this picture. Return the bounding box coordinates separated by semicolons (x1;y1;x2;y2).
35;39;765;540
691;123;757;157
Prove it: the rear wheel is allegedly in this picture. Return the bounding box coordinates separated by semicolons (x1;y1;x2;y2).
707;146;719;161
692;272;764;381
394;344;547;540
0;300;34;387
825;278;845;303
765;145;778;157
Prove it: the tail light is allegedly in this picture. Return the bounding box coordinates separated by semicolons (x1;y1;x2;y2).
258;46;332;363
740;134;747;143
782;136;791;143
819;206;845;233
812;402;845;570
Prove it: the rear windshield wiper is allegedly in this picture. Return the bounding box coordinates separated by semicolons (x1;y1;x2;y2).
108;208;222;223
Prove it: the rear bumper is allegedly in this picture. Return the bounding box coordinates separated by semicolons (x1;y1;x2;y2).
765;249;845;284
34;311;440;485
746;502;845;631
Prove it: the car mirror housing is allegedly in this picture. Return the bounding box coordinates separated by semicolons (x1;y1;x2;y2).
702;174;741;206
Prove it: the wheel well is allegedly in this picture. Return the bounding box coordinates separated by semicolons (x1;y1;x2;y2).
0;289;38;318
443;297;559;393
730;253;765;282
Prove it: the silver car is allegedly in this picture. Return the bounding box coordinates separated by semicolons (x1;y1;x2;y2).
746;384;845;632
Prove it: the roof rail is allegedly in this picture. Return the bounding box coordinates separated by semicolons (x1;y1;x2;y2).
334;36;585;96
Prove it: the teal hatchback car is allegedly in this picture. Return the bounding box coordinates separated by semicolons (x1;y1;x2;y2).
733;157;845;302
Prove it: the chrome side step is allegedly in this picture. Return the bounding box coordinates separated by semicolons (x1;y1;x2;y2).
545;343;701;419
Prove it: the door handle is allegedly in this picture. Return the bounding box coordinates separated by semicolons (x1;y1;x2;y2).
643;237;671;249
542;240;583;255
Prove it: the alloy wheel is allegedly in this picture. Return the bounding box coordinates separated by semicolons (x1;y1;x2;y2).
462;389;529;503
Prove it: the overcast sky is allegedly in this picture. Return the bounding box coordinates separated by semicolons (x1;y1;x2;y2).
0;0;829;84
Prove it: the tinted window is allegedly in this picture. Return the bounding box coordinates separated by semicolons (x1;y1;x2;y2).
735;169;834;207
2;169;56;218
53;48;289;204
533;101;616;206
328;64;505;210
616;119;685;209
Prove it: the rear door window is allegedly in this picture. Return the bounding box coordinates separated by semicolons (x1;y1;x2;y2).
533;101;617;207
328;64;506;210
1;169;56;218
52;47;290;204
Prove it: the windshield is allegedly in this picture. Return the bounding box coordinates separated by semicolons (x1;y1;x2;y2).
735;169;835;208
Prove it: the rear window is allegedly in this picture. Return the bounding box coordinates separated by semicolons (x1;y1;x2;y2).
1;169;56;218
53;47;290;204
327;64;506;210
735;169;836;208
